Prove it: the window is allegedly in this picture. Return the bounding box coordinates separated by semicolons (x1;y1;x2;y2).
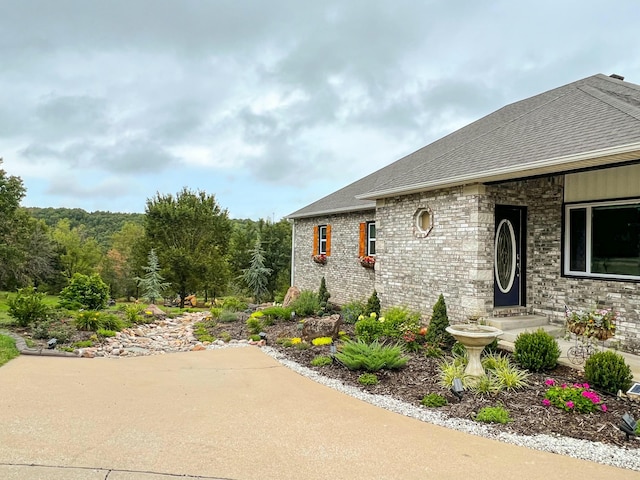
565;200;640;280
318;225;327;254
366;221;376;255
413;207;434;238
359;221;376;256
313;224;331;256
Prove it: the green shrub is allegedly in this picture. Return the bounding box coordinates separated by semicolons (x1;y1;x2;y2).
469;374;502;394
335;339;408;372
219;331;232;343
219;310;238;323
380;306;421;338
97;328;117;338
425;294;454;347
311;336;333;346
354;313;384;343
423;343;444;358
260;306;293;322
33;319;75;344
99;314;125;332
311;355;333;367
481;352;511;372
341;300;365;324
584;350;633;395
364;290;381;317
249;334;262;341
73;311;103;331
217;296;248;312
246;316;264;335
124;303;146;324
295;341;310;350
193;322;215;343
421;393;448;407
7;287;50;327
209;307;223;319
358;373;379;385
289;290;320;316
475;406;512;424
59;273;110;310
73;340;94;348
513;329;561;372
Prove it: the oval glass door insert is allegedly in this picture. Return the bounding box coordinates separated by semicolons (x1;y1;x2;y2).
494;219;516;294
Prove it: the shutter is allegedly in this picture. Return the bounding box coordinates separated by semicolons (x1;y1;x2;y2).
313;226;319;256
326;224;331;256
359;222;366;257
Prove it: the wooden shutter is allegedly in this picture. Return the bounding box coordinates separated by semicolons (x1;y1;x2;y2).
325;225;331;256
313;226;319;255
359;222;366;257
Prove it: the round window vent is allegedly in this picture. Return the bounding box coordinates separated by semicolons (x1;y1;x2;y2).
413;207;434;238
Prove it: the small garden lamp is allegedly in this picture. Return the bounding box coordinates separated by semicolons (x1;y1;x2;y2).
259;332;267;344
329;344;337;357
620;413;637;441
47;338;57;349
451;378;464;401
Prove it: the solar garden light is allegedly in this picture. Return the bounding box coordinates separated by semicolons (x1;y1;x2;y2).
620;413;637;441
451;377;464;401
329;344;337;357
47;338;57;349
259;332;267;344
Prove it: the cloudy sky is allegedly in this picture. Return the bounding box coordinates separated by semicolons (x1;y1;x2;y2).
2;1;639;220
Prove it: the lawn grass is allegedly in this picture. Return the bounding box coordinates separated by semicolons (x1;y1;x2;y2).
0;333;19;367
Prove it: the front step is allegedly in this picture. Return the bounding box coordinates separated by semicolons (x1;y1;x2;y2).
486;314;564;343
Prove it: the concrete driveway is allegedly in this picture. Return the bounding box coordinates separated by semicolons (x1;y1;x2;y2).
0;347;636;480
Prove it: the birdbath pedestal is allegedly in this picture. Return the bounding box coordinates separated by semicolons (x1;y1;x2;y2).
445;324;503;377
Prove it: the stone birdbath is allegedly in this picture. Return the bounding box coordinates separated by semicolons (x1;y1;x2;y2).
445;324;503;377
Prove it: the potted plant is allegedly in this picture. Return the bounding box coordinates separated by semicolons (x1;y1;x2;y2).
566;307;616;340
359;256;375;269
312;254;327;265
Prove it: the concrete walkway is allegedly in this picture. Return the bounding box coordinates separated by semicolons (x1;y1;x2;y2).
0;348;638;480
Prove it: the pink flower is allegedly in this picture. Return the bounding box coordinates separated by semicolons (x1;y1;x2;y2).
582;383;590;389
542;399;551;406
544;379;555;386
561;383;567;389
601;404;608;412
566;401;575;409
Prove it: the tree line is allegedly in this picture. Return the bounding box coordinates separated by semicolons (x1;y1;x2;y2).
0;159;291;304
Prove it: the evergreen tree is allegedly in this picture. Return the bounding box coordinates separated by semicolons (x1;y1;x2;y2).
241;236;272;302
425;294;455;347
318;276;331;311
135;249;170;304
364;290;381;317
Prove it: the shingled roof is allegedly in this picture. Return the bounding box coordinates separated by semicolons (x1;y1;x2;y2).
288;74;640;219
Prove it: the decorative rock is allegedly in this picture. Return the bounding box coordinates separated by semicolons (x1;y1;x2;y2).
282;286;301;307
301;314;342;341
145;304;167;318
191;344;206;351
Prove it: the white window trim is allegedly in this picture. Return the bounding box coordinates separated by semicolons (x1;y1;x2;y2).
318;225;327;255
564;198;640;281
366;221;376;256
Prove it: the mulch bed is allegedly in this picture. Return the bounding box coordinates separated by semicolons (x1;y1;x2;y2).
206;319;640;449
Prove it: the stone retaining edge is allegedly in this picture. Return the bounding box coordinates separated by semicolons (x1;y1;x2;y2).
0;330;79;358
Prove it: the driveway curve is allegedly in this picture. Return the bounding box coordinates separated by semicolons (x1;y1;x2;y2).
0;347;636;480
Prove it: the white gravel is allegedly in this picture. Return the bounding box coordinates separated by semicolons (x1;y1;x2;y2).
259;346;640;472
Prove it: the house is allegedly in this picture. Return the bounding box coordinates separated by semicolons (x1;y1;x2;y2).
287;74;640;349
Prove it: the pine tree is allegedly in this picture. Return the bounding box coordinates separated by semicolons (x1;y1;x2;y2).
135;249;170;304
241;236;272;302
318;276;331;311
425;294;454;347
364;290;381;317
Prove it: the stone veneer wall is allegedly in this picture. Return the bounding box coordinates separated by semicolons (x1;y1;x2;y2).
489;175;640;350
375;185;492;323
292;211;376;305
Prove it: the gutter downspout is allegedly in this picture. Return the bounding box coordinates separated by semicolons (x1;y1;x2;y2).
290;219;295;287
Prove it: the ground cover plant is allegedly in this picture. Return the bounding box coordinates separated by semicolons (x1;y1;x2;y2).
0;334;19;367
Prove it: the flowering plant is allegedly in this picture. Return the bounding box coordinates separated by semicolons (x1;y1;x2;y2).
312;254;327;265
566;307;616;340
542;378;607;413
359;256;375;269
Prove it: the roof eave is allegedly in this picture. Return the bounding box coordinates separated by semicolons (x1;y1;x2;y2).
355;142;640;200
287;202;376;220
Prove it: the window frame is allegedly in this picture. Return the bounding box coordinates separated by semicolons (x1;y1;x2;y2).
318;224;328;255
564;198;640;281
366;221;376;256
